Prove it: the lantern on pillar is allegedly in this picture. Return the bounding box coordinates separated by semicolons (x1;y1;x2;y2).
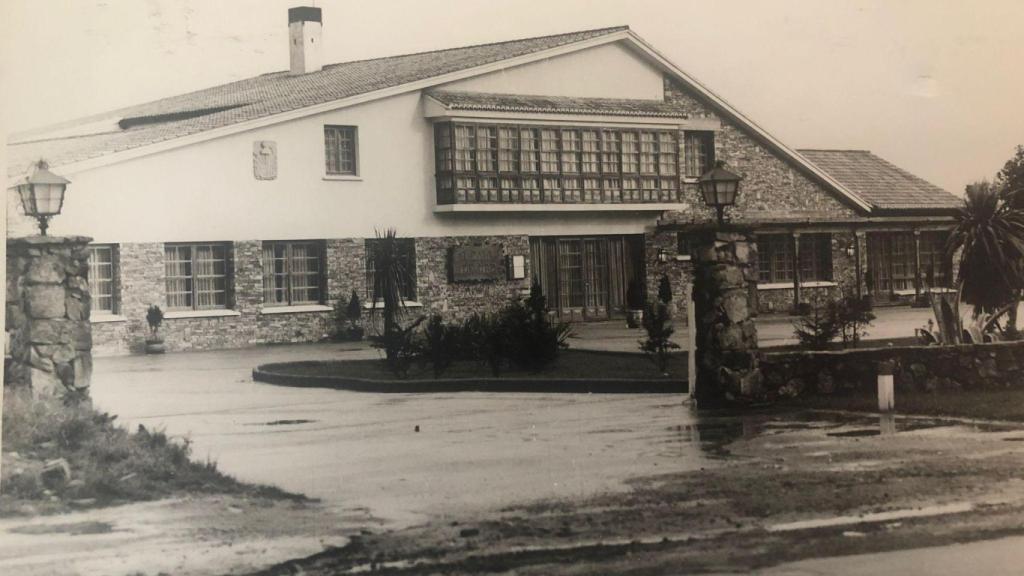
698;160;742;226
13;160;69;236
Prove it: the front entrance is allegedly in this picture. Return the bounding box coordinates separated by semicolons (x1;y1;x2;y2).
530;235;644;321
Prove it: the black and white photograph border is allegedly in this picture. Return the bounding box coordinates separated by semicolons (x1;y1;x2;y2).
2;1;1024;574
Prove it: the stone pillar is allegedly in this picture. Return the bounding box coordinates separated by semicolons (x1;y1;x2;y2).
691;226;762;406
5;236;93;397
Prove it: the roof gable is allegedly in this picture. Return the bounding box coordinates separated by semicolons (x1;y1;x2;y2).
7;26;628;177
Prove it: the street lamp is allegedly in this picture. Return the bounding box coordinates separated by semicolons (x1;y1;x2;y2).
13;160;69;236
698;160;743;226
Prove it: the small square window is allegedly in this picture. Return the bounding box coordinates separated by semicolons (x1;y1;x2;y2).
325;125;358;175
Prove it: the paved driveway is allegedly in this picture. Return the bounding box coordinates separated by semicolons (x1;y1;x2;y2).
91;344;715;527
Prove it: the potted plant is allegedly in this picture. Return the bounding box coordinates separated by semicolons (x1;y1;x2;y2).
345;289;365;340
145;304;165;354
625;280;644;329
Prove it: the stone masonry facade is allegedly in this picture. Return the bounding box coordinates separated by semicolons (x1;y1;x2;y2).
92;235;533;355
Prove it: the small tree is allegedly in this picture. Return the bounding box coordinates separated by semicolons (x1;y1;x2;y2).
834;295;875;347
639;300;680;374
792;299;840;350
368;228;424;373
657;274;673;304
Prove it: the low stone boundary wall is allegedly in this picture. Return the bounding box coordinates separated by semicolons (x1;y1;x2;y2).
760;341;1024;399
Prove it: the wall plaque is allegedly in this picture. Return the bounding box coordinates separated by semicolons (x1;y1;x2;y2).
253;140;277;180
451;245;503;282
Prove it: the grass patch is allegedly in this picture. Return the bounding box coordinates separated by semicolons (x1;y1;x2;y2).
782;389;1024;422
279;349;686;381
1;390;306;516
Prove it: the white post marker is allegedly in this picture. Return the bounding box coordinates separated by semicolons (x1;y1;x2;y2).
877;360;895;413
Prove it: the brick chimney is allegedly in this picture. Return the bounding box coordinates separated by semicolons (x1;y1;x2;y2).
288;6;322;75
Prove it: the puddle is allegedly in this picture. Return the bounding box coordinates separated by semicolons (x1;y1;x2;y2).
246;419;317;426
767;502;974;532
828;429;881;438
11;521;114;535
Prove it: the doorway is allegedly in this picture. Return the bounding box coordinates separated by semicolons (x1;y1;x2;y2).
530;235;644;321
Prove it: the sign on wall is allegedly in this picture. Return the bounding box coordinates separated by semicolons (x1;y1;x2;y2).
451;245;504;282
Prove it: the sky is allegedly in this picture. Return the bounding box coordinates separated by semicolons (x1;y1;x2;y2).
1;0;1021;195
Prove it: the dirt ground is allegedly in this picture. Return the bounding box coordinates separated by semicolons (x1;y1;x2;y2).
247;411;1024;575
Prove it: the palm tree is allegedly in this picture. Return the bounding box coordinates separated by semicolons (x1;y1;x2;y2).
369;228;412;364
946;182;1024;338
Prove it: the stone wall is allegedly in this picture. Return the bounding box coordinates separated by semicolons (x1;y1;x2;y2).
5;236;93;396
90;234;533;354
760;341;1024;400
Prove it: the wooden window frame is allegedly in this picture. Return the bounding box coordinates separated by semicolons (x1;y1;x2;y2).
164;242;231;311
262;241;326;307
684;131;715;179
435;121;684;205
88;244;118;314
324;125;359;176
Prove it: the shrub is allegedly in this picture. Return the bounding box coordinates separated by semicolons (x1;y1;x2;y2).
370;315;425;377
334;290;365;341
639;300;680;374
420;314;456;377
145;305;163;336
834;295;875;347
657;274;673;304
792;300;840;350
501;281;572;372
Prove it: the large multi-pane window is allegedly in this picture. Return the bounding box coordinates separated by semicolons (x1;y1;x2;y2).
918;231;950;287
88;245;116;314
324;125;358;175
365;238;417;301
757;234;833;283
262;241;324;306
165;243;230;310
684;131;715;178
434;122;682;204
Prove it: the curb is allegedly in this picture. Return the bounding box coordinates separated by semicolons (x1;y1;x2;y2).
252;362;687;394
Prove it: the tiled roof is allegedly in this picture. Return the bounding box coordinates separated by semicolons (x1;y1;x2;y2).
7;26;628;177
427;90;691;117
797;149;961;211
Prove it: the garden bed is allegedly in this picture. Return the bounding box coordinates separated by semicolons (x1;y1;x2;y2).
253;349;688;393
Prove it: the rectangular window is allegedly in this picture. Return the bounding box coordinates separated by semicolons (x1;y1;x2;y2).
497;127;518;173
560;129;580;174
581;130;601;173
365;238;417;301
601;131;621;174
324;125;358;175
165;243;229;310
262;241;324;306
88;245;116;314
542;177;562;203
435;122;687;205
919;231;950;287
562;177;581;203
684;131;715;178
475;126;497;173
640;132;658;174
621;132;639;174
658;131;678;176
500;177;521;203
520;128;539;173
757;234;832;283
454;125;475;171
540;129;560;173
